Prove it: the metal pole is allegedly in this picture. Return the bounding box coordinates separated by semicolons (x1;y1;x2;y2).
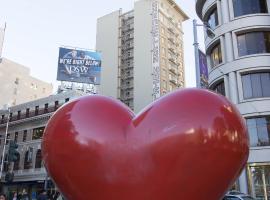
0;107;10;180
193;19;201;88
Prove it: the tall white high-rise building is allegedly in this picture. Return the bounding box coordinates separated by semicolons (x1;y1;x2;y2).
96;0;188;113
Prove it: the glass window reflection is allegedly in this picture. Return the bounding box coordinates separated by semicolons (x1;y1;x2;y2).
242;72;270;99
210;43;222;68
246;116;270;147
233;0;268;17
237;32;270;57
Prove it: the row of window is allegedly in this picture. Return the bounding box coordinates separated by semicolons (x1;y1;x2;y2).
0;127;45;146
210;31;270;68
211;72;270;100
3;149;43;172
207;0;268;30
0;99;69;124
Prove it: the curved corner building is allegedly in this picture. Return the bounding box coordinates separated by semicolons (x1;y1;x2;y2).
196;0;270;198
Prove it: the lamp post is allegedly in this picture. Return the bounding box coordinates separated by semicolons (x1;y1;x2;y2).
193;19;215;88
0;107;10;181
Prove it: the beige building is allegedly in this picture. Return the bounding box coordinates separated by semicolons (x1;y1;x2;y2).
0;58;53;108
96;0;188;113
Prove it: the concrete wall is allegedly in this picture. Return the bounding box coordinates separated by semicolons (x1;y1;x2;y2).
133;0;154;113
96;11;121;99
0;58;53;108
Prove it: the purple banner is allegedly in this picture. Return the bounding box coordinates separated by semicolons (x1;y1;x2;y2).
198;49;208;88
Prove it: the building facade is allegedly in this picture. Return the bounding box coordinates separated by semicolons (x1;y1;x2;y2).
0;90;85;199
0;58;53;109
96;0;188;113
196;0;270;199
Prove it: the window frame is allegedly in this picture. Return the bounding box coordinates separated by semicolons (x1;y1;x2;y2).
232;0;268;18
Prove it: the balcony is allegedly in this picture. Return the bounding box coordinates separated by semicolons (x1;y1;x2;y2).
0;105;63;125
169;78;178;85
168;27;175;34
169;67;177;75
168;37;175;44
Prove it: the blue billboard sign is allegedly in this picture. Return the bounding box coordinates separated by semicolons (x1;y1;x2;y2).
57;47;101;84
198;49;208;88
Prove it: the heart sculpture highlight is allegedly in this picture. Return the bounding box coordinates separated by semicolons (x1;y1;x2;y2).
42;89;249;200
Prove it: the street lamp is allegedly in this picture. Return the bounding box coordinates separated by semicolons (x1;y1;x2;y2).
0;106;10;180
193;19;215;88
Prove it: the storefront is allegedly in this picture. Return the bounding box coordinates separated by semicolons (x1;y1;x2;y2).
247;163;270;200
1;180;56;200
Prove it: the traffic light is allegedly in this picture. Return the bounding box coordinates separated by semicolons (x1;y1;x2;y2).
8;140;19;162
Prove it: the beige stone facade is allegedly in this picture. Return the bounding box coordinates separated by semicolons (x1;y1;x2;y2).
0;58;53;108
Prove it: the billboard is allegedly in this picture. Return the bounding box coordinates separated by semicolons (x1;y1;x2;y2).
57;47;101;84
198;49;208;88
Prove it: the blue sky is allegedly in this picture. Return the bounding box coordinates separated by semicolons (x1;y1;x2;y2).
0;0;205;91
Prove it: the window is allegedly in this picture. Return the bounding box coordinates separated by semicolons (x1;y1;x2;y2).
211;80;225;96
17;110;21;120
32;127;45;140
1;115;4;123
6;134;10;145
233;0;268;17
237;31;270;57
44;103;48;113
13;153;20;171
65;98;69;103
23;130;27;142
26;108;30;117
207;8;219;29
35;149;42;169
246;116;270;147
24;150;32;170
14;132;18;143
54;101;59;110
35;106;39;115
210;43;222;67
242;72;270;99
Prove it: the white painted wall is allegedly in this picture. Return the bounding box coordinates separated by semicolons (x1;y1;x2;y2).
133;0;154;113
96;11;121;99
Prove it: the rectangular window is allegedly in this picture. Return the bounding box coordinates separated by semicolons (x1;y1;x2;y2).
55;101;59;110
23;130;27;142
35;106;39;115
17;111;21;120
207;8;219;29
44;103;49;113
32;127;45;140
246;116;270;147
237;32;270;56
26;108;30;117
211;80;225;96
14;132;18;143
242;72;270;99
233;0;268;17
210;43;222;67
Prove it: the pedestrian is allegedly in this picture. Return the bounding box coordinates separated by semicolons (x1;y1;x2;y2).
37;190;48;200
0;194;6;200
12;192;17;200
21;189;29;200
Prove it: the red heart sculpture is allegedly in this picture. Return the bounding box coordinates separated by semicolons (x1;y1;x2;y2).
42;89;249;200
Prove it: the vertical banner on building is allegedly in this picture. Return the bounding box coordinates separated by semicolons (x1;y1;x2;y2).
151;0;161;100
0;25;5;58
198;49;208;88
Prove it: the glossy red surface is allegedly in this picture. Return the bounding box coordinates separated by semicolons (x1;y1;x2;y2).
42;89;249;200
